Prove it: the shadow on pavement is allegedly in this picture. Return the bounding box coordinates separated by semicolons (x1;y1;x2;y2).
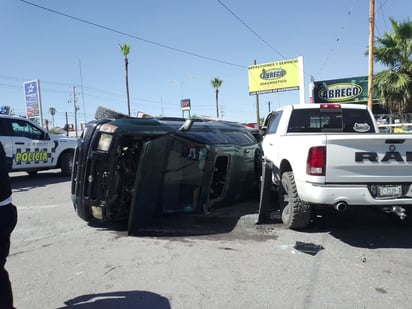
306;207;412;249
10;170;70;191
97;199;262;238
58;290;170;309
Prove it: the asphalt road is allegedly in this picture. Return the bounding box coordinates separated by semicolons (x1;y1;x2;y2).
7;170;412;309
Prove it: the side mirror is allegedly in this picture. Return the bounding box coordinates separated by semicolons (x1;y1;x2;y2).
179;119;194;131
260;126;268;136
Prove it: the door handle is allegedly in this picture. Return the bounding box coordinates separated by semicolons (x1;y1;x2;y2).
15;142;24;145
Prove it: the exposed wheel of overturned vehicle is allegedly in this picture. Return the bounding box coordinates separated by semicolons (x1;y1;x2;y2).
278;171;311;229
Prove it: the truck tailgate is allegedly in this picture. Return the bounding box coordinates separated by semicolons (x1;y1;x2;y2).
325;134;412;183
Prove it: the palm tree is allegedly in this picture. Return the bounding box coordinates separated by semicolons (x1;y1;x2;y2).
119;43;131;116
49;107;56;128
372;18;412;113
211;77;223;118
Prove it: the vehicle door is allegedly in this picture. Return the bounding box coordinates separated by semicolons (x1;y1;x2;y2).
9;118;54;170
128;134;209;234
0;119;13;170
261;110;283;162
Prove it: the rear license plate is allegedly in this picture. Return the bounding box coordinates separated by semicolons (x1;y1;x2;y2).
377;185;402;198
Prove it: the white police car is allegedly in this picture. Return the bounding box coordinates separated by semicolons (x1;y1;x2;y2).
0;114;77;176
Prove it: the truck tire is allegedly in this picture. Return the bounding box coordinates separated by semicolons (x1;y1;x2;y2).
60;151;74;177
278;171;311;229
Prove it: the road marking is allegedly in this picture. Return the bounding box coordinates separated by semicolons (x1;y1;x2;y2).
16;204;62;210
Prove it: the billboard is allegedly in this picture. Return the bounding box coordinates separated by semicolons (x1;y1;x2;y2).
312;76;377;103
180;99;191;111
24;80;43;124
248;58;301;95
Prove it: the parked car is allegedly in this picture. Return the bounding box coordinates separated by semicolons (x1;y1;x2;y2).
0;114;76;176
71;108;262;234
259;103;412;229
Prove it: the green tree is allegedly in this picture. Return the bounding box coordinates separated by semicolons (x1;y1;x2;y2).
119;43;131;116
49;107;56;128
372;18;412;113
211;77;223;118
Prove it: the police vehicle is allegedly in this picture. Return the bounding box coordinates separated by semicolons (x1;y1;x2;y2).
0;113;77;176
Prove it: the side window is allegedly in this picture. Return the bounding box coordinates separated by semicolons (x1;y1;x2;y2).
162;138;208;213
288;110;321;132
11;119;44;140
342;109;374;133
267;111;283;134
0;119;13;136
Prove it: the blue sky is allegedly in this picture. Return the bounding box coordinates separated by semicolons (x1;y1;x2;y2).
1;0;411;127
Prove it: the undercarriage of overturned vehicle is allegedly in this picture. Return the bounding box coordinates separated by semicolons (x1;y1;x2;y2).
86;135;232;225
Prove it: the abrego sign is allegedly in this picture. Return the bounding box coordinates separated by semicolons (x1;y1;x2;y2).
318;83;363;102
260;68;286;80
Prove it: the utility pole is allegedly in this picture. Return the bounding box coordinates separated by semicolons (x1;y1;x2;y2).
367;0;375;111
267;101;271;113
254;60;260;127
68;86;80;138
65;112;69;137
220;105;224;119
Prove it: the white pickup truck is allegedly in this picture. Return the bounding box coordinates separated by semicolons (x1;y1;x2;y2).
0;114;77;176
259;103;412;229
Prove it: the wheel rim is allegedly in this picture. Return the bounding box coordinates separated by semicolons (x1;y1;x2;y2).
280;179;291;222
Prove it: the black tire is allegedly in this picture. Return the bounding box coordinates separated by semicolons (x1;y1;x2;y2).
278;171;311;229
95;106;127;120
60;151;74;177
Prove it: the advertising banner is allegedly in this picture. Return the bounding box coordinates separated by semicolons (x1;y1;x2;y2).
23;80;42;123
312;76;376;103
248;58;300;95
180;99;191;111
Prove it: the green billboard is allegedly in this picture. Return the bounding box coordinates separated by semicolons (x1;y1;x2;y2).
312;76;377;103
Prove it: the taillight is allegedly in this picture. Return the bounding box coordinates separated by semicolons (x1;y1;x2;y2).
307;146;326;176
320;104;341;109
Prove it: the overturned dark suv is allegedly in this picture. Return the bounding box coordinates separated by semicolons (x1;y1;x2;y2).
71;108;262;234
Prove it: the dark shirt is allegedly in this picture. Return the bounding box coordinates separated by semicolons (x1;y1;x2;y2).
0;142;12;202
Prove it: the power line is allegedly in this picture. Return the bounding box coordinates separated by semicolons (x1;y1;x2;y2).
216;0;287;60
313;0;360;78
216;0;312;79
375;0;390;36
0;74;179;108
19;0;246;69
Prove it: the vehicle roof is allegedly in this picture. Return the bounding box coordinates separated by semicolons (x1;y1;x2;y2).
0;114;29;119
280;103;369;111
0;114;42;126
